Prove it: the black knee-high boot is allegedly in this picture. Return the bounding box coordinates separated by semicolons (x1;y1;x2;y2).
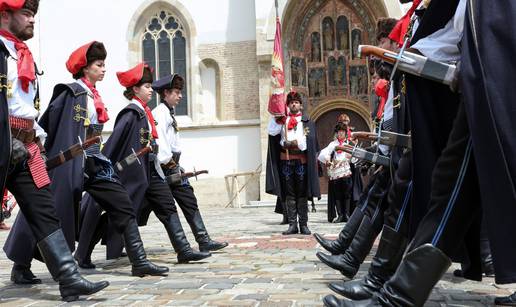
314;207;364;255
75;213;108;269
123;219;169;276
329;225;408;300
323;244;452;307
11;262;41;284
298;197;311;235
37;229;109;302
161;213;211;263
187;210;228;252
317;216;380;279
283;197;299;235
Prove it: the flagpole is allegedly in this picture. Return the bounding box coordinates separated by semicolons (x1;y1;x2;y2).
275;0;279;19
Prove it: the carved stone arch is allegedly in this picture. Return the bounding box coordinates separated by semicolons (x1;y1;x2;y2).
127;0;196;43
310;99;372;130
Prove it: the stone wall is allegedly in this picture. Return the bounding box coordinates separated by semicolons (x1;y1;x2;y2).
198;41;260;121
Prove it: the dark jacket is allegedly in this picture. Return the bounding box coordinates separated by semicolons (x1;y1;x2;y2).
79;103;153;259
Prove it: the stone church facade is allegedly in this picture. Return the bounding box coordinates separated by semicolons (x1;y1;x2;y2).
30;0;404;207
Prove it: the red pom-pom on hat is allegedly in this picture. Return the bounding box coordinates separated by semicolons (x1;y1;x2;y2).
65;41;95;75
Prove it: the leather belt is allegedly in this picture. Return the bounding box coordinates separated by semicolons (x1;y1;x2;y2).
11;127;36;144
161;159;177;169
281;148;305;155
86;130;102;139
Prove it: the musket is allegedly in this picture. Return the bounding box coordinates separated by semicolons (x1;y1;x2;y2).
358;45;459;90
115;146;153;172
46;136;101;171
166;169;208;186
352;131;412;149
336;144;391;167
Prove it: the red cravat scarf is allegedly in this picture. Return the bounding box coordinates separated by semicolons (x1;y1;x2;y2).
388;0;422;47
134;96;158;139
0;30;36;93
336;137;345;154
375;79;389;120
287;112;302;130
80;77;109;124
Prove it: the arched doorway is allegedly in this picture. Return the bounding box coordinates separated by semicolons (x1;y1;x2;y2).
311;100;371;193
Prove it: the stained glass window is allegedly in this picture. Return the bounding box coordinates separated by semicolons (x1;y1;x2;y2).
141;11;188;113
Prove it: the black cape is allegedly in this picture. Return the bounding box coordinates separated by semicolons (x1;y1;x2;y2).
266;115;321;206
461;0;516;284
78;103;152;259
3;83;88;264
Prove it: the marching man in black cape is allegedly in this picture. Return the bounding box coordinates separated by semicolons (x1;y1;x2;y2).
266;91;320;235
151;74;228;253
0;0;108;301
75;63;211;265
5;41;169;279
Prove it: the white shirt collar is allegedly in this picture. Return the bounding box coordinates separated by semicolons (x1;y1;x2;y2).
130;99;145;111
75;79;94;96
0;36;18;59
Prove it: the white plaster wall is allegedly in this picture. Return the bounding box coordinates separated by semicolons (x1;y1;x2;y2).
178;126;262;178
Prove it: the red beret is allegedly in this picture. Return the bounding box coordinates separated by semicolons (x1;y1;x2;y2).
0;0;24;11
65;41;95;75
116;63;148;88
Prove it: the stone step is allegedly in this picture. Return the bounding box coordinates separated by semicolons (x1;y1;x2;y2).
245;195;328;208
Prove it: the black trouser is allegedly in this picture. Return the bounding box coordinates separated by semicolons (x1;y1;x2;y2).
5;164;60;242
282;159;307;199
409;102;481;257
169;183;198;221
84;179;135;234
360;168;390;227
329;177;352;217
146;168;178;222
383;150;413;236
281;159;308;225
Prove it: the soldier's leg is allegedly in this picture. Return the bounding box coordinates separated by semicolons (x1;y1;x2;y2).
282;160;298;235
325;103;478;307
329;153;413;300
171;183;228;252
145;170;211;263
6;166;109;301
86;179;169;276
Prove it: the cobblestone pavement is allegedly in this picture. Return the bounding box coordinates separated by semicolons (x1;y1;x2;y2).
1;205;514;306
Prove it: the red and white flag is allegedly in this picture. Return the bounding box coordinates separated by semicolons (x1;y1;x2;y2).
268;17;286;117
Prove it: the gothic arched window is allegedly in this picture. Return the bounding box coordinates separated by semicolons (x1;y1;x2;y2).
336;16;349;51
322;17;335;51
310;32;321;62
142;10;188;114
351;29;362;59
